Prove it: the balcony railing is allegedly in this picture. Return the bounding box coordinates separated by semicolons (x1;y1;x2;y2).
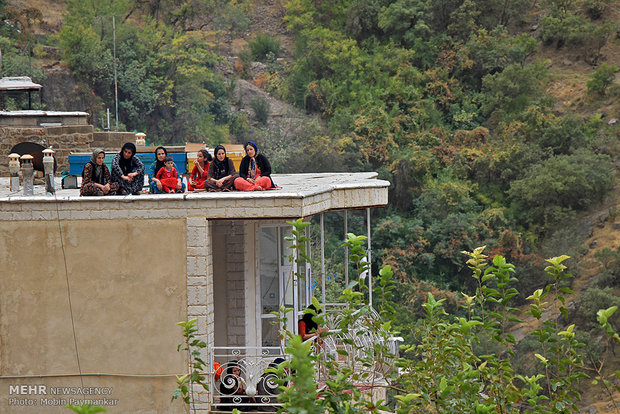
209;346;286;411
318;306;401;384
208;309;402;411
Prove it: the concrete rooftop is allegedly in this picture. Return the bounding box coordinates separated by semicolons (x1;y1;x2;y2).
0;172;389;220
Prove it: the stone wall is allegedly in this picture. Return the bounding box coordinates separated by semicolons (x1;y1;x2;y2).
212;220;247;349
92;131;135;150
0;126;135;176
0;125;92;175
186;216;213;413
225;221;247;347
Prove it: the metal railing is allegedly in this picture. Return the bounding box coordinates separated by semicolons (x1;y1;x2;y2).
318;306;402;384
207;310;402;410
209;346;287;411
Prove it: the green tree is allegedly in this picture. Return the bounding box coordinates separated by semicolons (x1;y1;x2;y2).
481;62;548;119
508;149;614;229
587;62;619;96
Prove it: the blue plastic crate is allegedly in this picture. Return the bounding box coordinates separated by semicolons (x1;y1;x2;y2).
68;154;91;175
140;153;187;174
69;152;187;176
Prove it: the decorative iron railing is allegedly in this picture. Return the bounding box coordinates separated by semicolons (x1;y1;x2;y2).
319;306;402;384
207;309;402;411
209;346;287;411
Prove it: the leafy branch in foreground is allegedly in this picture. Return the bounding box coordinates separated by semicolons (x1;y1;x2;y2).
64;403;106;413
172;318;208;413
277;237;618;413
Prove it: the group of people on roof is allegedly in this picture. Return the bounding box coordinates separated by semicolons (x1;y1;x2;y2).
80;141;275;196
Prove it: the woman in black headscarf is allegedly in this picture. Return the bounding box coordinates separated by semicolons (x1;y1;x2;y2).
234;141;275;191
206;144;237;191
80;149;119;196
110;142;145;195
256;357;286;412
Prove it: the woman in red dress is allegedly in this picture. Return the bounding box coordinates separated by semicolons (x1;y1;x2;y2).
234;141;274;191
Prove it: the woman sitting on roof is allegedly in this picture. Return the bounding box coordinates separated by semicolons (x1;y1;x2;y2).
110;142;145;195
234;141;274;191
188;149;212;191
80;149;119;196
206;145;237;192
148;146;185;193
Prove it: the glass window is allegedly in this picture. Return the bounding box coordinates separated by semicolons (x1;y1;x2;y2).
260;227;279;314
260;225;297;347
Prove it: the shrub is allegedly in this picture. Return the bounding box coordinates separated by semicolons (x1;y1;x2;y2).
228;111;249;137
536;115;588;155
582;0;612;19
539;14;590;47
249;97;270;125
587;62;619;96
574;287;620;331
508;148;614;228
583;21;616;65
236;49;253;79
248;32;281;62
481;62;547;119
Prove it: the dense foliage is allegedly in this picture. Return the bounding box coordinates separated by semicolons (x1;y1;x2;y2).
4;0;618;402
267;0;619;319
255;231;620;413
52;0;252;144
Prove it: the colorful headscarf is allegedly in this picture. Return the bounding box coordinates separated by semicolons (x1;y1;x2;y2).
245;141;258;179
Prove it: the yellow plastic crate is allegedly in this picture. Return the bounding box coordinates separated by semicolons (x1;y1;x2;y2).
185;143;246;173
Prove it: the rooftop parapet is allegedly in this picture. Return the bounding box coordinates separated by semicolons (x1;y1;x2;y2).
0;172;389;220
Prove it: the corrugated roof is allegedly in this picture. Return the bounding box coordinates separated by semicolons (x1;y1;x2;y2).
0;76;42;91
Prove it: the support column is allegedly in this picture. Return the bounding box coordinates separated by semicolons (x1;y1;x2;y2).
186;216;212;413
344;211;348;287
321;213;325;305
367;208;372;307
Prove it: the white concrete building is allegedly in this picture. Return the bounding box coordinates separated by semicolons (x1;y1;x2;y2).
0;172;389;413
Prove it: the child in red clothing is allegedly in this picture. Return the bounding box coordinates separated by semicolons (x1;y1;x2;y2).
188;149;212;191
155;156;178;193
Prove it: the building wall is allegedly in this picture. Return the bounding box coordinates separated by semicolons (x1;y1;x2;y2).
0;218;190;413
212;220;246;348
0;126;134;176
92;131;135;150
212;222;229;348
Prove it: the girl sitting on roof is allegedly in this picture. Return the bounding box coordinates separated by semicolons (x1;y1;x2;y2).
148;146;185;193
234;141;274;191
188;149;212;191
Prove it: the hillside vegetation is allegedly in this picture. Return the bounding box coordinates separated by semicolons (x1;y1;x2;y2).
2;0;620;410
